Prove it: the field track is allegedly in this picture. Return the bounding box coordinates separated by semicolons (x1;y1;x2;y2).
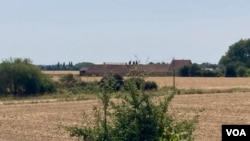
0;92;250;141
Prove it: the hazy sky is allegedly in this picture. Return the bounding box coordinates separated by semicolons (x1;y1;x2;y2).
1;0;250;65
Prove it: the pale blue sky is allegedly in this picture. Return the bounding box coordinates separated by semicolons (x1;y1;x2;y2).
1;0;250;65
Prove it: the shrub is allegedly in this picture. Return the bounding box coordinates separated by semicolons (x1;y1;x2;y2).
39;76;56;93
66;76;196;141
82;81;101;94
99;74;124;92
113;74;124;90
201;70;217;77
59;73;81;88
144;81;158;90
123;77;145;91
124;77;158;91
0;58;55;96
57;74;90;94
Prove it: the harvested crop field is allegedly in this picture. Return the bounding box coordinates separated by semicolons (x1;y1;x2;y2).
42;71;79;75
0;100;99;141
42;70;250;89
0;92;250;141
80;76;250;89
146;77;250;89
168;93;250;141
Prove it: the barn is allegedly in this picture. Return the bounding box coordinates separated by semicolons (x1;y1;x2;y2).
79;59;192;76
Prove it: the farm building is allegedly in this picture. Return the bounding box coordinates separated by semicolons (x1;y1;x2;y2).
79;64;131;76
79;59;192;76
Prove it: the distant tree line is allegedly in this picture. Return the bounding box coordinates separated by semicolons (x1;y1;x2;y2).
178;63;222;77
38;62;93;71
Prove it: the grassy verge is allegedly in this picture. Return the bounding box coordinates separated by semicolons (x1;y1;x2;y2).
0;92;98;105
1;87;250;105
176;87;250;94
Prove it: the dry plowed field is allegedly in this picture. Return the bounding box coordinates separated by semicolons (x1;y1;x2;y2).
0;92;250;141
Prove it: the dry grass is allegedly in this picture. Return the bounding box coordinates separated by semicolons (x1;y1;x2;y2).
147;77;250;89
0;93;249;141
80;76;102;82
42;71;79;75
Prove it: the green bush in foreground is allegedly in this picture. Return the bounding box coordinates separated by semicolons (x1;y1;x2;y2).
66;75;197;141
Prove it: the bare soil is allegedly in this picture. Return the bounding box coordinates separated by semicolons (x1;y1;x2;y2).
169;93;250;141
0;100;99;141
0;92;249;141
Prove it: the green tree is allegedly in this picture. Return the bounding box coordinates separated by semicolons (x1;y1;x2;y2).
0;58;55;96
237;67;247;77
201;69;218;77
219;39;250;69
178;64;202;77
189;64;201;76
62;62;66;70
179;66;190;76
57;62;61;70
225;65;237;77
